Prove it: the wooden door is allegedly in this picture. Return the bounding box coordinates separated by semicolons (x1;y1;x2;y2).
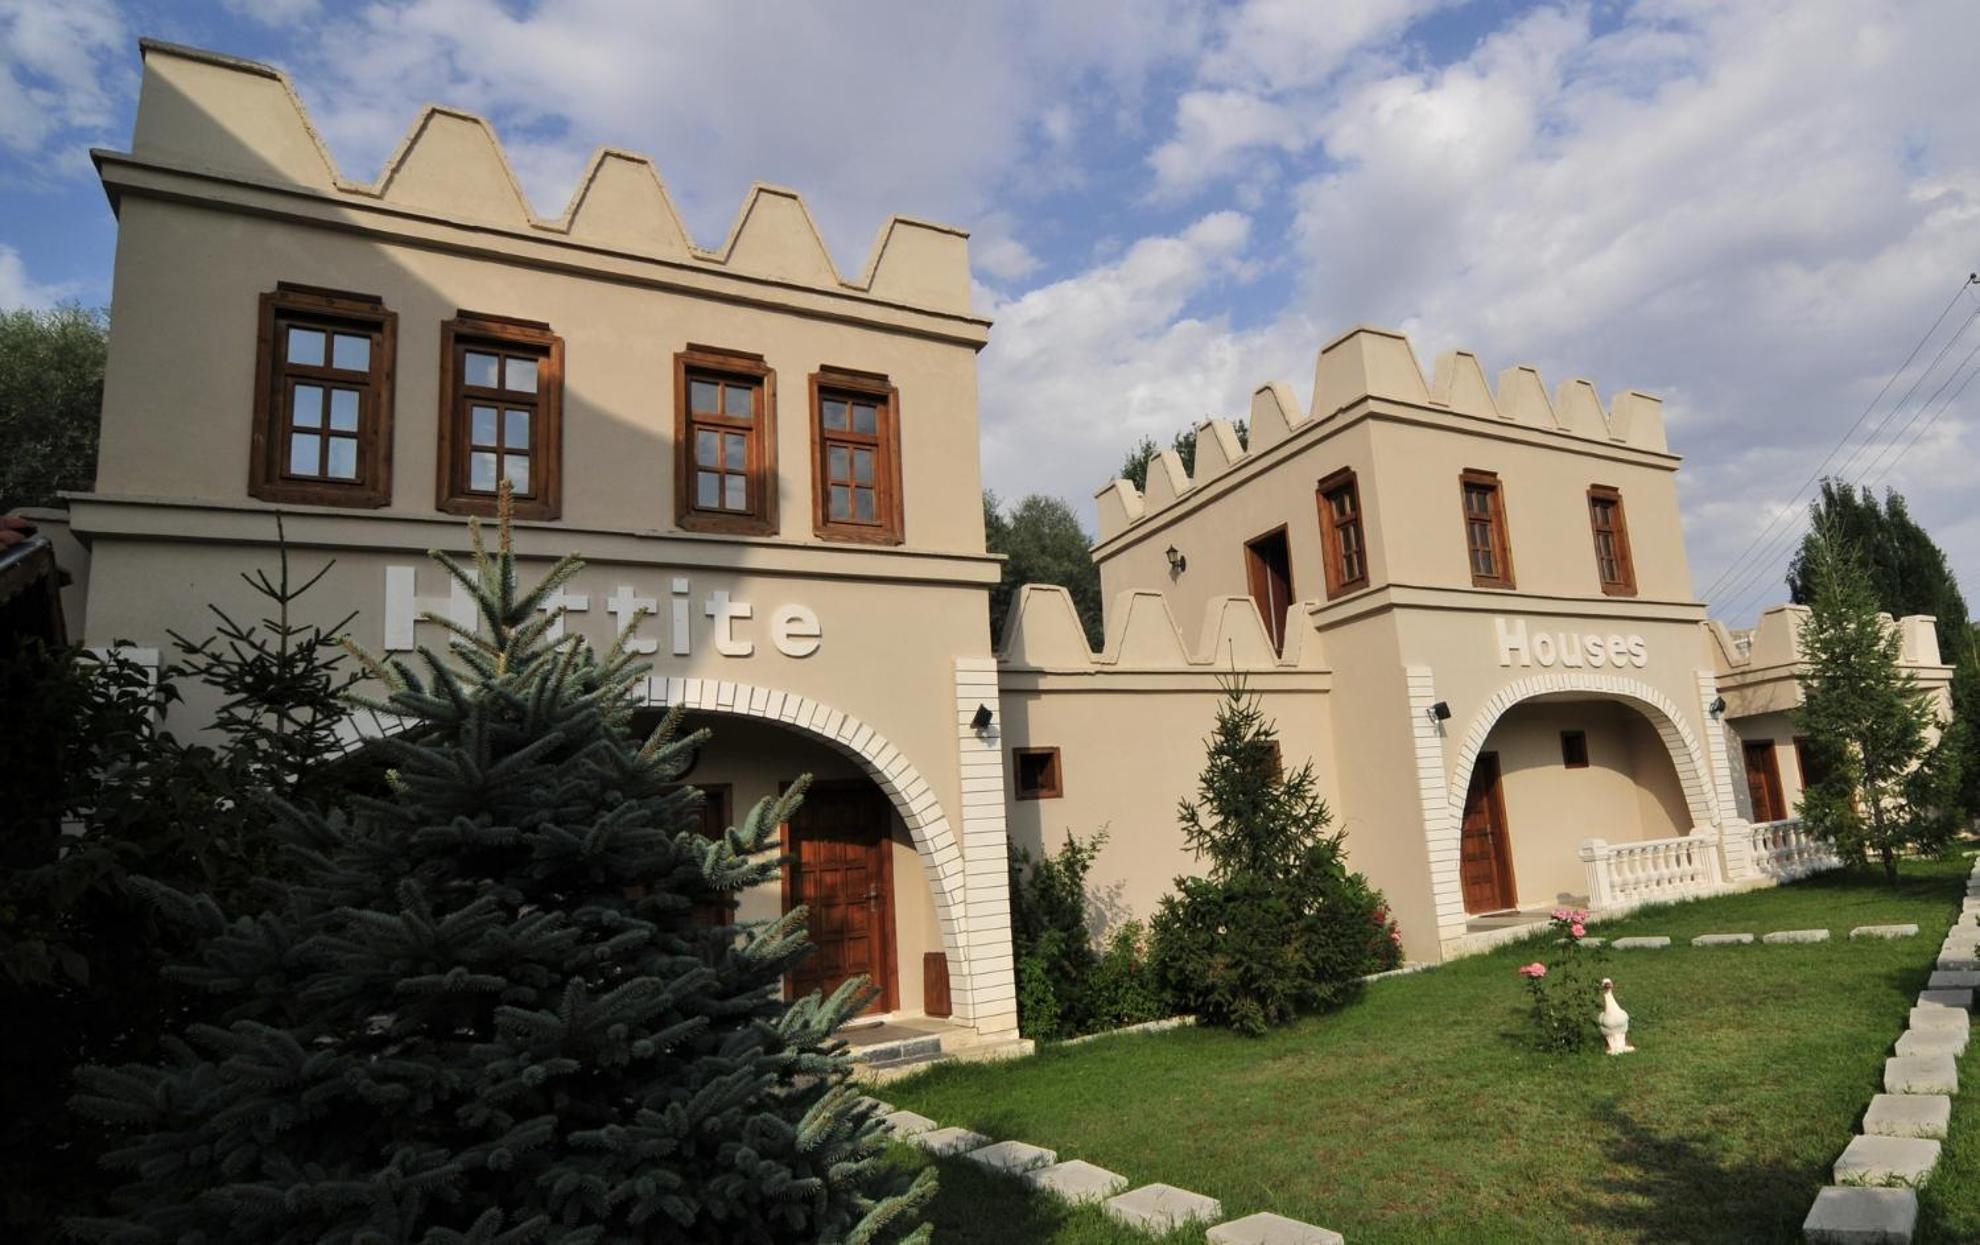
1459;753;1517;914
1245;526;1294;653
1743;740;1786;822
785;781;896;1014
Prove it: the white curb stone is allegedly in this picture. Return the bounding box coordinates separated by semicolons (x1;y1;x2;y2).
1763;929;1831;944
1864;1094;1952;1140
1894;1029;1967;1058
1611;936;1671;949
964;1140;1057;1174
1022;1159;1130;1204
881;1110;934;1138
1909;1006;1969;1033
1207;1211;1346;1245
1885;1055;1959;1095
863;1099;894;1114
1833;1134;1941;1187
1802;1186;1918;1243
1851;925;1920;939
1104;1183;1224;1232
1938;956;1980;972
913;1126;992;1156
1692;933;1754;946
1928;970;1980;990
1916;988;1974;1011
1579;937;1605;947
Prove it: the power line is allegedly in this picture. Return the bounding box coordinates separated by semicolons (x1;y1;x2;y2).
1699;273;1978;602
1707;303;1980;617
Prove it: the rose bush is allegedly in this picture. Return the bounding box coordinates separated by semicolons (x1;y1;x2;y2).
1517;908;1606;1052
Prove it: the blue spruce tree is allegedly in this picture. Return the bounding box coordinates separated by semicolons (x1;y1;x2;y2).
71;497;934;1243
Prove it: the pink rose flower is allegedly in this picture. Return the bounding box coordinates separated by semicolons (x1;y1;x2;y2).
1518;962;1547;979
1571;922;1586;938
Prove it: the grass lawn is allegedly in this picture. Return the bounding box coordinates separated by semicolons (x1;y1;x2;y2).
885;856;1974;1244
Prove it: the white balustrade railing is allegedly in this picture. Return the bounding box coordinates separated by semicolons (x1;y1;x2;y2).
1746;817;1841;881
1579;831;1725;911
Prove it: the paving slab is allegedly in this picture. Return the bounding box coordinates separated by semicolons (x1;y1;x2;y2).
1886;1054;1959;1094
912;1126;992;1156
1691;933;1754;946
1803;1185;1919;1243
1763;928;1831;944
1909;1006;1969;1033
1104;1183;1224;1232
1579;937;1605;947
1022;1159;1130;1204
1864;1093;1952;1140
1938;956;1980;973
1852;924;1921;939
1916;988;1974;1011
1207;1211;1346;1245
1894;1028;1968;1058
880;1110;935;1138
862;1098;894;1114
964;1140;1057;1174
1611;936;1670;949
1833;1134;1941;1187
1928;970;1980;990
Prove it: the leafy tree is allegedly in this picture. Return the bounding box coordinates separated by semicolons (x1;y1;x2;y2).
0;303;107;510
0;525;360;1234
1150;679;1400;1034
985;489;1103;650
1795;526;1960;885
1118;420;1249;492
1787;480;1978;823
71;504;933;1243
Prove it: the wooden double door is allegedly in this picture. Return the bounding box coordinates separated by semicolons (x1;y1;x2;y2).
784;781;897;1015
1459;753;1518;914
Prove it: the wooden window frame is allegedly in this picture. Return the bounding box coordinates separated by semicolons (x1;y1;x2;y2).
1459;468;1516;589
1013;746;1063;801
436;311;564;520
810;366;904;544
1560;730;1589;769
251;283;396;507
1243;524;1295;654
1315;467;1370;598
675;344;778;536
1587;484;1638;597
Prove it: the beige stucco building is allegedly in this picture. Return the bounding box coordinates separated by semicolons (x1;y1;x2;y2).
41;41;1955;1045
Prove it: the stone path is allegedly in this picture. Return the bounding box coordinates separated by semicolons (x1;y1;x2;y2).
1802;855;1979;1243
869;1097;1344;1241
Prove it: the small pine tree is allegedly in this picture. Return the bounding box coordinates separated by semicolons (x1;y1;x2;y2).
70;501;933;1243
1795;526;1955;884
1150;678;1400;1034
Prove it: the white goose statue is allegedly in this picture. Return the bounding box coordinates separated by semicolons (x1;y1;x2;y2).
1599;978;1634;1055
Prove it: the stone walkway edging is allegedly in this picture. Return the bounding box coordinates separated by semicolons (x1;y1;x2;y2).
1055;964;1434;1050
1801;854;1979;1243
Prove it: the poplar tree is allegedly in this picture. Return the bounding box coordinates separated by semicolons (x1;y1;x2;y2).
1795;526;1959;885
69;500;933;1244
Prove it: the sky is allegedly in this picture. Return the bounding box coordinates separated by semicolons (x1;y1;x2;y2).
3;0;1977;627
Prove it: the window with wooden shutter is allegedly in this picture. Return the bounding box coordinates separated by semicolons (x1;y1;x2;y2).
1315;467;1369;598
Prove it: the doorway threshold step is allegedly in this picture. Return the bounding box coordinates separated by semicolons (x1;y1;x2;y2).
851;1035;945;1065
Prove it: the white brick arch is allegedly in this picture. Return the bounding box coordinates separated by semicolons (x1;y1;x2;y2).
1447;672;1717;831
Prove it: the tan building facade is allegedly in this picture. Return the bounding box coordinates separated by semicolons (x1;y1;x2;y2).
51;42;1957;1043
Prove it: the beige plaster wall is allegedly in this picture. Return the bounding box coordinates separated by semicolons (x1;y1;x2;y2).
674;714;941;1016
997;678;1336;936
95;197;987;555
1484;700;1691;907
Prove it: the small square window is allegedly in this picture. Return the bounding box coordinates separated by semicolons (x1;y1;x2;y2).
1014;747;1062;800
1561;731;1589;769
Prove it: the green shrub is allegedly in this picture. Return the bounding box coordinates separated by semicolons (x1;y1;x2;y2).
1010;828;1107;1039
1150;677;1399;1035
1086;920;1166;1031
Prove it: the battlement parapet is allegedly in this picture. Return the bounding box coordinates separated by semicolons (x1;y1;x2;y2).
1707;605;1946;678
996;584;1325;673
112;40;974;318
1095;326;1670;541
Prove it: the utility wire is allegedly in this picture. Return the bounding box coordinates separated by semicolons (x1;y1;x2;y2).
1707;302;1980;617
1699;273;1978;603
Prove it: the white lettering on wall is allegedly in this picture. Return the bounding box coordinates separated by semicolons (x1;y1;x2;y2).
606;584;658;654
1495;616;1647;670
385;567;823;658
772;605;822;658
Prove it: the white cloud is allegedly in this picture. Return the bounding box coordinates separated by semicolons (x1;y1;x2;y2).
0;0;127;163
220;0;320;22
0;241;74;309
